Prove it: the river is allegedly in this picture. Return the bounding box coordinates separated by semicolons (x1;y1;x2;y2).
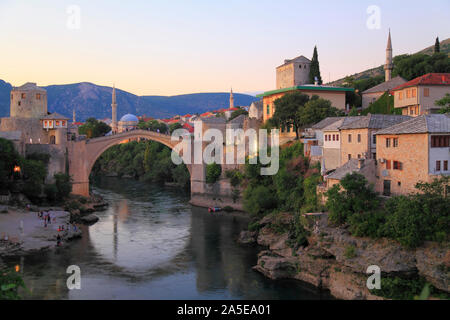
3;177;332;300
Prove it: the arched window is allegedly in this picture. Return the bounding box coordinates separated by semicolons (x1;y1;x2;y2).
50;136;56;144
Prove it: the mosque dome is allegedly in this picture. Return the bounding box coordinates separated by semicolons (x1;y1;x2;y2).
119;114;139;122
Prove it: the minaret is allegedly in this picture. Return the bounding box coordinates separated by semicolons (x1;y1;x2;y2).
229;88;234;109
73;108;76;123
111;84;118;133
384;29;393;82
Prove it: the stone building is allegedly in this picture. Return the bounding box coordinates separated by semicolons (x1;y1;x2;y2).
391;73;450;116
322;117;360;171
361;76;406;109
0;82;70;182
248;100;263;121
339;114;411;165
375;114;450;196
276;55;311;89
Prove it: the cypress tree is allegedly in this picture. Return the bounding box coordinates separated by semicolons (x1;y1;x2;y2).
434;37;440;53
309;46;323;85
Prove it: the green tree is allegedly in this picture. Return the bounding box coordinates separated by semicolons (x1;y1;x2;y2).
169;122;183;134
19;158;47;202
0;271;25;300
297;96;344;127
54;173;72;200
0;138;20;192
348;106;359;116
272;92;310;140
309;46;323;85
78;118;111;138
206;162;222;184
435;37;440;54
243;185;277;216
228;108;248;121
436;93;450;114
392;53;450;80
326;173;380;225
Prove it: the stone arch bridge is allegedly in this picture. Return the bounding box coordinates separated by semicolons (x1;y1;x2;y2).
68;130;198;197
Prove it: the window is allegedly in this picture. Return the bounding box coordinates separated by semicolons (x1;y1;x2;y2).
325;135;328;141
386;160;391;170
398;181;401;187
18;101;21;106
372;153;376;160
393;138;399;148
393;161;402;170
386;138;391;148
348;134;352;143
406;89;411;98
431;135;450;148
333;134;336;141
62;121;66;126
436;161;441;172
399;92;403;100
373;135;376;145
424;88;430;97
281;126;285;133
336;134;339;141
444;161;448;171
266;105;270;115
36;93;41;100
410;108;415;115
287;125;291;133
357;134;361;143
357;154;361;159
21;93;26;99
11;94;13;100
348;154;351;160
412;89;416;98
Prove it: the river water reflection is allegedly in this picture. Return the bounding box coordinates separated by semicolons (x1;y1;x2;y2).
4;177;332;300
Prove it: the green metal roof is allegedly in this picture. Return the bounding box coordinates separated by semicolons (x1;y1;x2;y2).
256;85;355;98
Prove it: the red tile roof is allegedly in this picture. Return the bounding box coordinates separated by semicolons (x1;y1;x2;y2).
391;73;450;91
184;114;192;118
183;123;194;133
73;122;84;126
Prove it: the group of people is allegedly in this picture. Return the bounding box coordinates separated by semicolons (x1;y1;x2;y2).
36;211;78;247
38;211;54;228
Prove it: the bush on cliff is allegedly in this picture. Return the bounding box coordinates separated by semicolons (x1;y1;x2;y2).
0;138;20;192
326;174;449;248
206;162;222;184
326;173;380;225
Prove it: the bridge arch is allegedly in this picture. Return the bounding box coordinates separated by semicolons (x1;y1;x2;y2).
68;130;195;197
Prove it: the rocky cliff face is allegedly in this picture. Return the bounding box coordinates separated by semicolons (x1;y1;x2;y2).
240;213;449;300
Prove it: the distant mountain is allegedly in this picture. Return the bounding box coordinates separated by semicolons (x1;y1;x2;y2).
328;37;450;87
0;81;259;121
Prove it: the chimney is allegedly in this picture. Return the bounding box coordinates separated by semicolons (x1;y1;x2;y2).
358;158;365;169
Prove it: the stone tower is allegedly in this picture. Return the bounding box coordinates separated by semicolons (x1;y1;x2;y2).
10;82;47;118
230;88;234;109
73;108;76;123
384;30;393;82
111;85;118;133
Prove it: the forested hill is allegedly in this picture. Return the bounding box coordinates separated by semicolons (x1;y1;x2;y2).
0;81;258;121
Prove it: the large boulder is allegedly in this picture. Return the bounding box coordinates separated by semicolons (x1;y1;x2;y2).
415;242;450;293
237;231;257;244
318;227;417;274
80;214;99;224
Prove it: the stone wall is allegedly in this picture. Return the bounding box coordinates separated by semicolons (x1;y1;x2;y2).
375;133;431;195
26;144;67;183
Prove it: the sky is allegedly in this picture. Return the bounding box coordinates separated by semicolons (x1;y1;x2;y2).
0;0;449;96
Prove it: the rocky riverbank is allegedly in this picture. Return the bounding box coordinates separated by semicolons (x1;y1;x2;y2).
0;207;82;256
0;194;108;256
239;212;449;300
